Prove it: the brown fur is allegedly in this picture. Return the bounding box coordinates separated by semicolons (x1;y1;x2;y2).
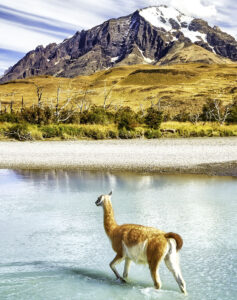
164;232;183;251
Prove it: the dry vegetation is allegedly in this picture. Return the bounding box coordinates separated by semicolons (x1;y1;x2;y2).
1;63;237;141
1;63;237;117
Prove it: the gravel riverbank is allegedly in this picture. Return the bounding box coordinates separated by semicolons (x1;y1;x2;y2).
0;138;237;176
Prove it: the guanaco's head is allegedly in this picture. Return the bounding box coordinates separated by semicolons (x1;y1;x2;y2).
95;191;112;207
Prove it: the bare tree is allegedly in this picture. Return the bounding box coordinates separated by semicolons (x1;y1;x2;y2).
139;103;145;116
212;99;232;124
33;83;44;107
190;113;200;124
74;85;93;113
21;96;24;113
55;86;61;119
156;97;163;110
103;80;116;110
204;99;233;125
55;97;75;123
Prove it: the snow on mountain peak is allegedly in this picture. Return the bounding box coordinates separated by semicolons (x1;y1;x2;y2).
139;6;208;45
139;6;193;31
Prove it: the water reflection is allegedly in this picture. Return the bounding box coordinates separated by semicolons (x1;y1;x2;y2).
10;169;222;192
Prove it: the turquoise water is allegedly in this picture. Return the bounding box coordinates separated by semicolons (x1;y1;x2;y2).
0;170;236;300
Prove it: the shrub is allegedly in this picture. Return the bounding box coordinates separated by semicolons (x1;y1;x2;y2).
227;103;237;124
5;123;32;141
108;130;118;139
80;106;114;125
119;128;136;139
30;127;43;140
58;125;83;137
21;106;54;125
116;107;137;131
0;113;20;123
84;128;106;139
41;125;62;138
172;112;190;122
134;127;144;138
144;129;161;139
144;108;163;129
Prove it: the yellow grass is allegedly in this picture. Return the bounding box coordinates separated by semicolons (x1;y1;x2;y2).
0;63;237;116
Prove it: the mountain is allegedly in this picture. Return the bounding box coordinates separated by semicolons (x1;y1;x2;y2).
1;5;237;83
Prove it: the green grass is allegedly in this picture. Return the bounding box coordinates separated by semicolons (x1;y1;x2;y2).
0;122;237;141
161;122;237;137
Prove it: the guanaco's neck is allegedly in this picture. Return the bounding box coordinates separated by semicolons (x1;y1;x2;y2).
103;200;117;238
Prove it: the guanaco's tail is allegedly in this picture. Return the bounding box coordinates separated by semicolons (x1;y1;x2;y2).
164;232;183;251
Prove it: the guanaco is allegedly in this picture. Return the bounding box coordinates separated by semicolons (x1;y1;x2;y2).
95;191;187;294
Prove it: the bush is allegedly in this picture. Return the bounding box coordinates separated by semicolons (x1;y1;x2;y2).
5;123;32;141
227;104;237;124
21;106;54;125
80;106;114;125
119;128;136;139
41;125;62;138
83;128;106;139
57;111;80;124
108;130;118;139
144;129;161;139
172;112;190;122
0;113;20;123
58;125;83;137
144;108;163;129
116;107;137;131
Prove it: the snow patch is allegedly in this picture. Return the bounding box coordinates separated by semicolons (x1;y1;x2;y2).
179;14;193;25
140;7;172;31
208;45;216;54
138;48;154;64
111;56;119;63
181;28;207;43
54;60;60;65
158;5;181;20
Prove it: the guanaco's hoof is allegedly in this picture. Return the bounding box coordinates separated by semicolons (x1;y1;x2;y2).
120;277;127;283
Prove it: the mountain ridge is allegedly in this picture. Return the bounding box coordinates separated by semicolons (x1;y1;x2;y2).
1;5;237;83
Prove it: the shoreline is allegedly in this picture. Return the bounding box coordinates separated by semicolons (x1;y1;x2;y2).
0;138;237;177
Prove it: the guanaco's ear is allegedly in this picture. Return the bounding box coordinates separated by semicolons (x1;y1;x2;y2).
108;190;113;196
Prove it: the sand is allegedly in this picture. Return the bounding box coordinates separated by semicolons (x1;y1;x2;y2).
0;138;237;176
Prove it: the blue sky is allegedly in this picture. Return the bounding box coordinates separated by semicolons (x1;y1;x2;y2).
0;0;236;75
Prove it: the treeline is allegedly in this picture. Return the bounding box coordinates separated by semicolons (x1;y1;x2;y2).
0;105;164;129
0;98;237;126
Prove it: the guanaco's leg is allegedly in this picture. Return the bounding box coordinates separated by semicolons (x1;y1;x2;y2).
164;240;187;294
149;259;162;289
109;254;125;282
123;258;131;279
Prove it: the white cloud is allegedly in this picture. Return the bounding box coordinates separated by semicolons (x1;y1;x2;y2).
170;0;217;18
0;20;63;53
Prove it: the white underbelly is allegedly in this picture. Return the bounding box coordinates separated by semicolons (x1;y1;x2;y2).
122;240;148;264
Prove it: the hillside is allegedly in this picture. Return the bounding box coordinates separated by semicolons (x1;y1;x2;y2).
157;43;234;65
0;63;237;116
1;5;237;83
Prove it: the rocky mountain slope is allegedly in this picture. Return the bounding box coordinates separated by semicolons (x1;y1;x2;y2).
1;5;237;83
